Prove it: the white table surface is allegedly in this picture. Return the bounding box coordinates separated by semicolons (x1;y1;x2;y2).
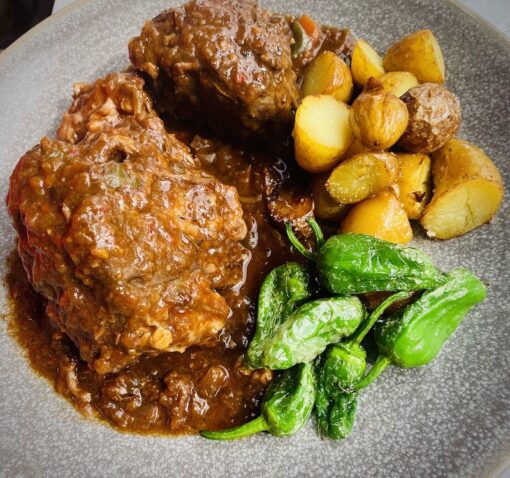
52;0;510;37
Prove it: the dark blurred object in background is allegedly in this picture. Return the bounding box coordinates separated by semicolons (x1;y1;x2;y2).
0;0;55;49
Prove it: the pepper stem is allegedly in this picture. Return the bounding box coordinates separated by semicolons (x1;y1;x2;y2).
285;223;315;260
353;355;391;391
200;415;268;440
307;217;324;249
351;291;412;345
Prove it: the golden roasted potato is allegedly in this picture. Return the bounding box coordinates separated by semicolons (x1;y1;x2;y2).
326;151;399;204
343;137;372;159
293;95;354;173
398;83;461;154
383;29;445;83
351;39;385;87
349;80;409;150
340;189;413;243
421;139;504;239
379;71;419;98
311;175;350;221
301;51;354;103
397;153;432;219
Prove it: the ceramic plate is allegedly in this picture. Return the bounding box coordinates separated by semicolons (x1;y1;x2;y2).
0;1;509;476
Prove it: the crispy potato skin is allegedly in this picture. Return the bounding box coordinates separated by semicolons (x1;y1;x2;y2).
326;151;399;204
340;189;413;243
343;137;372;159
293;95;354;173
421;139;504;239
398;83;461;154
431;140;503;189
397;153;432;219
379;71;419;98
351;39;385;87
291;30;500;244
302;51;354;103
349;80;409;150
311;175;350;221
383;29;445;83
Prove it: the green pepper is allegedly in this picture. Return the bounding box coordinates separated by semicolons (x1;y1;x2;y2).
201;362;316;440
315;292;410;438
320;391;358;439
354;268;487;390
315;345;363;439
286;219;446;295
246;262;313;369
261;296;366;370
291;20;313;59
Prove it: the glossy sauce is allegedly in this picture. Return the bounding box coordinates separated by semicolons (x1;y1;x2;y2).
5;136;301;435
4;20;353;436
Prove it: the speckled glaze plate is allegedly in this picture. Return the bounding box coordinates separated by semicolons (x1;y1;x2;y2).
0;1;509;477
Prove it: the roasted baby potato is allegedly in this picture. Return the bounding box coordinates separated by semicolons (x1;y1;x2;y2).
326;152;399;204
302;51;354;103
293;95;354;173
340;189;413;244
379;71;419;98
351;39;385;87
420;139;504;239
383;29;445;83
349;80;409;150
311;175;350;221
397;153;432;219
398;83;461;154
343;137;372;159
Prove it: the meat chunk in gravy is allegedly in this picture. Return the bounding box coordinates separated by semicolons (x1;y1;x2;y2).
7;72;249;374
5;3;363;437
129;0;299;140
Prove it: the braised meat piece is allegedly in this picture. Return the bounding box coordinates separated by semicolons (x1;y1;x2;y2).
319;27;357;66
128;0;299;140
7;73;248;374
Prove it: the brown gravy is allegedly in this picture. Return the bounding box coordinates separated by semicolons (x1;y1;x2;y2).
3;16;354;436
5;136;302;435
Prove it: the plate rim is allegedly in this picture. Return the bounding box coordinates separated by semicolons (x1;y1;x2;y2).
0;0;509;476
0;0;508;68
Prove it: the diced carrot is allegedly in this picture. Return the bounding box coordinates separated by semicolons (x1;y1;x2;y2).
299;15;318;39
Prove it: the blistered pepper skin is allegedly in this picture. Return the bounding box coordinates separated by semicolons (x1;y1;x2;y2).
313;291;408;439
263;362;316;436
315;343;366;439
375;268;487;368
246;262;313;369
319;343;367;391
323;392;358;439
261;296;365;370
316;233;445;294
201;362;316;440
